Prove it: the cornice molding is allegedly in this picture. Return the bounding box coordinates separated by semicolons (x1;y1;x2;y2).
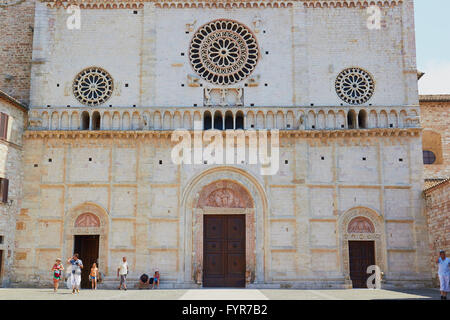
24;128;421;140
40;0;403;9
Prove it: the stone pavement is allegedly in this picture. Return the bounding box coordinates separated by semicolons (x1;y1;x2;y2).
0;288;442;300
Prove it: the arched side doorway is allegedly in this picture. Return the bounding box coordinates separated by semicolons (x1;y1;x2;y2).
339;207;387;288
64;202;110;287
181;167;268;287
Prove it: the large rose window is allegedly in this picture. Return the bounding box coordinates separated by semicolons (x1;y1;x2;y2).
189;19;259;86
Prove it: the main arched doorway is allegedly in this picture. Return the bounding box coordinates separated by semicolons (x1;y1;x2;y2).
181;167;268;287
198;181;253;287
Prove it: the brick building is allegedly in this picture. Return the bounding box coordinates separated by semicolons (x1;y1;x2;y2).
0;90;27;287
0;0;437;289
420;94;450;286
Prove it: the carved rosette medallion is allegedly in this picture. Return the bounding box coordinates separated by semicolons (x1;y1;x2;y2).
189;19;259;86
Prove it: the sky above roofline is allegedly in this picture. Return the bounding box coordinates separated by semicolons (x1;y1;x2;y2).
415;0;450;94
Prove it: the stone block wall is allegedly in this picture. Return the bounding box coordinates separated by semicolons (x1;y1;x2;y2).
419;96;450;179
424;180;450;285
0;95;27;287
0;0;36;104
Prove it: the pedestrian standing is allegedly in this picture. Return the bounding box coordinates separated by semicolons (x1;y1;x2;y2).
437;250;450;300
51;258;64;292
117;256;128;290
90;262;99;290
68;254;83;294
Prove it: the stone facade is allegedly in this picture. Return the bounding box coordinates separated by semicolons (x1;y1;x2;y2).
0;91;27;287
419;95;450;287
419;95;450;179
0;0;436;288
424;179;450;286
0;0;36;105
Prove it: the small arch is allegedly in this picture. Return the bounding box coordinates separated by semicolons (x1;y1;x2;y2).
336;110;345;129
399;110;407;128
317;111;326;129
276;111;284;129
112;112;121;130
163;111;172;130
369;110;378;128
379;110;388;128
61;112;70;130
91;111;101;130
81;111;90;130
358;110;368;129
214;111;223;130
389;110;398;128
307;111;316;129
70;112;79;130
246;111;255;129
326;111;336;129
225;111;234;130
256;111;265;129
347;110;357;129
286;111;294;129
193;111;201;128
266;111;274;129
102;112;111;130
183;111;192;130
153;111;162;130
132;112;141;130
122;112;131;130
142;111;151;129
204;111;212;130
51;112;59;130
235;111;244;130
173;111;182;129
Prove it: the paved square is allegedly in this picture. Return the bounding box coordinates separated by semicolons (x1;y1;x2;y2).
0;288;441;300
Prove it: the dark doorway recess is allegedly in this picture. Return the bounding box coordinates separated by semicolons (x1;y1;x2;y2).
203;215;246;288
348;240;375;289
74;235;99;289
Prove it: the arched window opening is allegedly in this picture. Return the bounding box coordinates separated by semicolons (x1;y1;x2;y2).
214;111;223;130
236;111;244;130
81;111;90;130
92;111;101;130
204;111;212;130
358;110;367;129
423;150;436;165
225;111;234;130
347;110;357;129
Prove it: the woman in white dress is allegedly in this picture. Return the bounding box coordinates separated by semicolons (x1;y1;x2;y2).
67;254;83;294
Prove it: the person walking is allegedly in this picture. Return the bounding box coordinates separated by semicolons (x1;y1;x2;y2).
437;250;450;300
67;254;83;294
51;258;64;292
117;256;128;290
90;262;99;290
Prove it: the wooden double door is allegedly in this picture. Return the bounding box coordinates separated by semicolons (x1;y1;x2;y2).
348;241;375;288
203;215;246;288
74;235;99;289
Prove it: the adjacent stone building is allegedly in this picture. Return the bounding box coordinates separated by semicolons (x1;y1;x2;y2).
420;94;450;286
0;90;27;287
0;0;436;289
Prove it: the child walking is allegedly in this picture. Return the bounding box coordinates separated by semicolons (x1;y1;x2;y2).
51;258;64;292
90;263;99;290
